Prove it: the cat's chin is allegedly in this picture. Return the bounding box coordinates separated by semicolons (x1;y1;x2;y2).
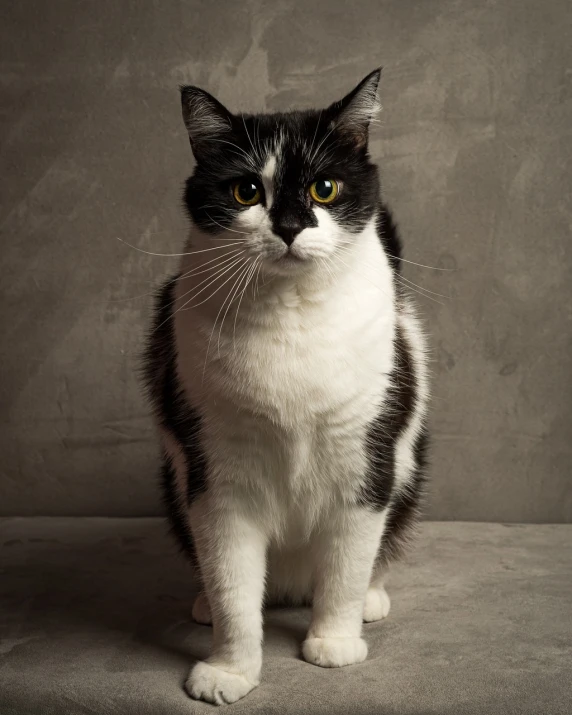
263;253;313;276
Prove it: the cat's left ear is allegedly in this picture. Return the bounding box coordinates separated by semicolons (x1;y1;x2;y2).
327;68;381;149
180;85;234;160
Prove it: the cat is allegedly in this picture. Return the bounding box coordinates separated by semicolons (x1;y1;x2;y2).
143;68;429;706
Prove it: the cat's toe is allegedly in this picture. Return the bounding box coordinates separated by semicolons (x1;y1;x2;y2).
185;661;257;705
192;592;212;625
302;636;368;668
363;585;391;622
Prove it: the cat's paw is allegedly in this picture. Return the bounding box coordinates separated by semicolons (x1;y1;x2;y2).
363;585;391;622
185;661;257;705
192;593;212;625
302;636;368;668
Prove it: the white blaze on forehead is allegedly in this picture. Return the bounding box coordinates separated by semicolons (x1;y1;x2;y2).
262;154;277;208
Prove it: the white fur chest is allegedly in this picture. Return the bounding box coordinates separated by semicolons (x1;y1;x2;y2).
175;238;396;431
172;226;398;536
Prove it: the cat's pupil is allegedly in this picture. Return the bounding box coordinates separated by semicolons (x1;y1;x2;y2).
238;181;258;202
315;179;333;199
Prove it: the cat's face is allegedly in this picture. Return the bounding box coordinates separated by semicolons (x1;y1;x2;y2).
181;70;381;276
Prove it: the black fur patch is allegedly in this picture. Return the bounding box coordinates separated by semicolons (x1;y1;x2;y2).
379;427;429;565
142;278;207;562
359;322;429;565
359;324;417;511
377;204;402;273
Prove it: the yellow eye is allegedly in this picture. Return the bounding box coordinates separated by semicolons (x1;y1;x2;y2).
309;179;339;204
233;179;261;206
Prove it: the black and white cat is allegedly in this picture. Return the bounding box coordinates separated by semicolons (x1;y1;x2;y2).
144;69;429;705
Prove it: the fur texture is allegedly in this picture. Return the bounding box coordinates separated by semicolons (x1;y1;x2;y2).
143;69;429;706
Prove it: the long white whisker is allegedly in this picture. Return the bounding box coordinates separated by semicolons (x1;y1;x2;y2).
177;254;246;311
116;236;243;257
396;274;450;299
310;122;338;165
108;250;242;305
253;258;263;300
216;259;254;357
399;257;457;271
233;257;260;344
178;249;244;281
151;254;247;336
242;115;260;164
199;259;251;383
201;138;257;166
204;212;252;236
211;237;246;243
201;259;250;380
306;109;323;160
151;255;242;335
393;275;444;306
177;260;249;319
335;245;448;304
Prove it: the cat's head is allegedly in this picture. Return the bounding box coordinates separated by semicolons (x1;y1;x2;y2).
181;70;381;276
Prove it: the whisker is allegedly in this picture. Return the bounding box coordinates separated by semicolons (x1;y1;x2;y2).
105;249;243;304
177;254;246;311
201;138;258;166
253;258;263;300
333;254;394;303
336;245;449;304
309;122;338;165
210;237;246;242
149;254;247;336
396;274;450;299
149;255;239;335
177;262;249;319
335;239;455;273
393;275;444;306
201;259;250;379
204;212;252;236
216;259;254;357
398;257;456;271
242;116;260;165
116;236;243;257
233;256;261;344
306;109;323;161
178;249;245;281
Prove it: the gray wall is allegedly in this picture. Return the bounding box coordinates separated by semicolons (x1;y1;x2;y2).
1;1;571;522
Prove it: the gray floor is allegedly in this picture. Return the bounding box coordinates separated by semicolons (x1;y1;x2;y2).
1;518;570;714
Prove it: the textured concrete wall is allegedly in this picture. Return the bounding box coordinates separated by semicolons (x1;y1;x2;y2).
1;1;571;521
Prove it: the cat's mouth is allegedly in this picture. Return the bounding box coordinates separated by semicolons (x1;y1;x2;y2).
263;247;310;274
277;245;308;264
279;252;304;263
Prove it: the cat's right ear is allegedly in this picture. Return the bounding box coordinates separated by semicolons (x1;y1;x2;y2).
180;86;233;160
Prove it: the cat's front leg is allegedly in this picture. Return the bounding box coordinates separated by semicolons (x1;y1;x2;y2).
186;492;267;705
303;507;387;668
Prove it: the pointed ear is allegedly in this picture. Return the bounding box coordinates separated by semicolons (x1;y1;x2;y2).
180;85;233;159
328;68;381;149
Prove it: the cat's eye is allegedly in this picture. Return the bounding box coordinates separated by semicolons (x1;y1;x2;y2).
233;179;261;206
309;179;339;204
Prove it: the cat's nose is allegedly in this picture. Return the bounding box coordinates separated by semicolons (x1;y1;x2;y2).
274;221;302;247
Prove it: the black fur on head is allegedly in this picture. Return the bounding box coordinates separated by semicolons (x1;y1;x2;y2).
180;70;383;242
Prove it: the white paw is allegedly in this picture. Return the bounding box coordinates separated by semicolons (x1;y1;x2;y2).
192;593;212;625
185;661;257;705
363;586;391;622
302;637;368;668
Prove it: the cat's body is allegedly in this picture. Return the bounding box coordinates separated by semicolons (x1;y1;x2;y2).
144;70;429;705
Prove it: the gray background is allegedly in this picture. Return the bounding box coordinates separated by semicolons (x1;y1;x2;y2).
1;0;571;522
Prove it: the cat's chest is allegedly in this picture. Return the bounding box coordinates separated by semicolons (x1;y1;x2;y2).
212;299;394;422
